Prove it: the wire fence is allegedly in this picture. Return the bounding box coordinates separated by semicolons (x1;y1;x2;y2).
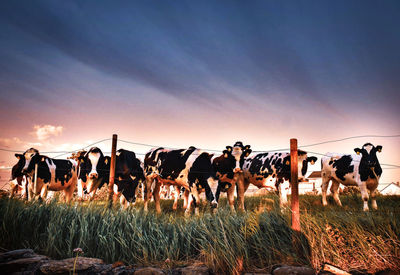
0;134;399;173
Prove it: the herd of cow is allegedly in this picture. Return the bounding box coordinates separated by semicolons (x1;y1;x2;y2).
8;141;383;213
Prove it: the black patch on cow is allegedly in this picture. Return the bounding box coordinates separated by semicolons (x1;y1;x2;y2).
189;152;215;202
212;153;235;180
158;147;196;180
11;154;25;182
26;155;74;185
333;155;354;181
357;144;382;182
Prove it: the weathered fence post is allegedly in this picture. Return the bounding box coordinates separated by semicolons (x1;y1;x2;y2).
290;138;300;231
108;134;118;208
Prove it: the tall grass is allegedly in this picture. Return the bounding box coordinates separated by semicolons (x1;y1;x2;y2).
0;194;399;274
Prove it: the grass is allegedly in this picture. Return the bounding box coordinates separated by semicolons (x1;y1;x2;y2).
0;193;399;274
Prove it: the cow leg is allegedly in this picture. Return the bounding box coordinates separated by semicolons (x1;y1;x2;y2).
172;185;180;210
153;182;161;214
28;179;35;201
227;184;235;212
236;174;246;211
183;188;190;209
359;181;369;211
278;180;290;208
321;175;330;206
9;180;18;199
330;179;342;206
77;179;84;199
205;178;218;208
186;184;200;216
370;188;378;210
119;195;128;209
64;183;76;203
143;178;154;212
40;184;49;202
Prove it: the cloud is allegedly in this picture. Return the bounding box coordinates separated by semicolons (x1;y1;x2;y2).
0;137;23;148
33;125;63;141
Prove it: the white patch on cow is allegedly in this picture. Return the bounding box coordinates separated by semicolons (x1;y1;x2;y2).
363;144;373;154
88;152;101;177
232;146;243;171
22;149;38;171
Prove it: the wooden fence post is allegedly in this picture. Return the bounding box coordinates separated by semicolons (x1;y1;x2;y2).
34;163;38;198
108;134;118;208
290;138;300;231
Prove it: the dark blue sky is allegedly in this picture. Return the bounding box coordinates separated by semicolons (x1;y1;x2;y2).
0;0;399;144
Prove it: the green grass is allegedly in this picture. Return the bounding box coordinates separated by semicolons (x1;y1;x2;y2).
0;194;399;274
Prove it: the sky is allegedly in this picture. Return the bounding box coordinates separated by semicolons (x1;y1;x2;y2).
0;0;399;186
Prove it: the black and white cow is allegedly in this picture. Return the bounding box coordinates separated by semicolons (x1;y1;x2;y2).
9;153;28;199
78;147;144;206
321;143;383;211
212;142;252;211
239;150;317;210
144;146;217;215
113;149;145;207
22;148;78;202
77;148;109;200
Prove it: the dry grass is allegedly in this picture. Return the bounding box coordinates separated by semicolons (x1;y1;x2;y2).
0;194;399;274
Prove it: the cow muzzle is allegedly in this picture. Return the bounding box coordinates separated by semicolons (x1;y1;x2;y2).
89;172;98;179
234;168;242;173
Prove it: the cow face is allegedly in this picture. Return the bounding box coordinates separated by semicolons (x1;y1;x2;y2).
231;141;251;173
354;143;382;169
21;148;39;173
79;147;110;192
297;150;318;179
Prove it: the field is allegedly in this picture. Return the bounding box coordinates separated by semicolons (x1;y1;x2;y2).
0;193;399;274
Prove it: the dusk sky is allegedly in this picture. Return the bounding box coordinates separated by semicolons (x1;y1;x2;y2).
0;0;399;185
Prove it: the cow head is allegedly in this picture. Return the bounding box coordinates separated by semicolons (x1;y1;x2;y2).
231;141;252;173
78;147;110;192
354;143;382;172
21;148;39;174
24;153;48;177
289;150;318;180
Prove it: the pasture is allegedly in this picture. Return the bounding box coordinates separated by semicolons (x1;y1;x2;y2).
0;193;399;274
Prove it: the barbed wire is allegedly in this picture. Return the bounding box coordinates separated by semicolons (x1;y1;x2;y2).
0;135;399;170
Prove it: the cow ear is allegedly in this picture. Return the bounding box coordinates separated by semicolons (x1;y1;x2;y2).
245;149;252;157
208;153;214;160
104;158;108;165
245;145;251;150
376;145;382;153
15;153;22;159
226;146;232;152
41;157;46;162
354;148;362;155
223;150;229;158
286;160;290;165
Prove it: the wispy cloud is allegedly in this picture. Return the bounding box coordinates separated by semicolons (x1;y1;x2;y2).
33;125;63;141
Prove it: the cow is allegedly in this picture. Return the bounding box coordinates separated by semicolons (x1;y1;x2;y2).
21;148;78;202
321;143;383;211
212;142;252;211
77;147;144;206
77;147;110;200
113;149;145;207
9;153;28;199
239;149;318;210
143;146;217;215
